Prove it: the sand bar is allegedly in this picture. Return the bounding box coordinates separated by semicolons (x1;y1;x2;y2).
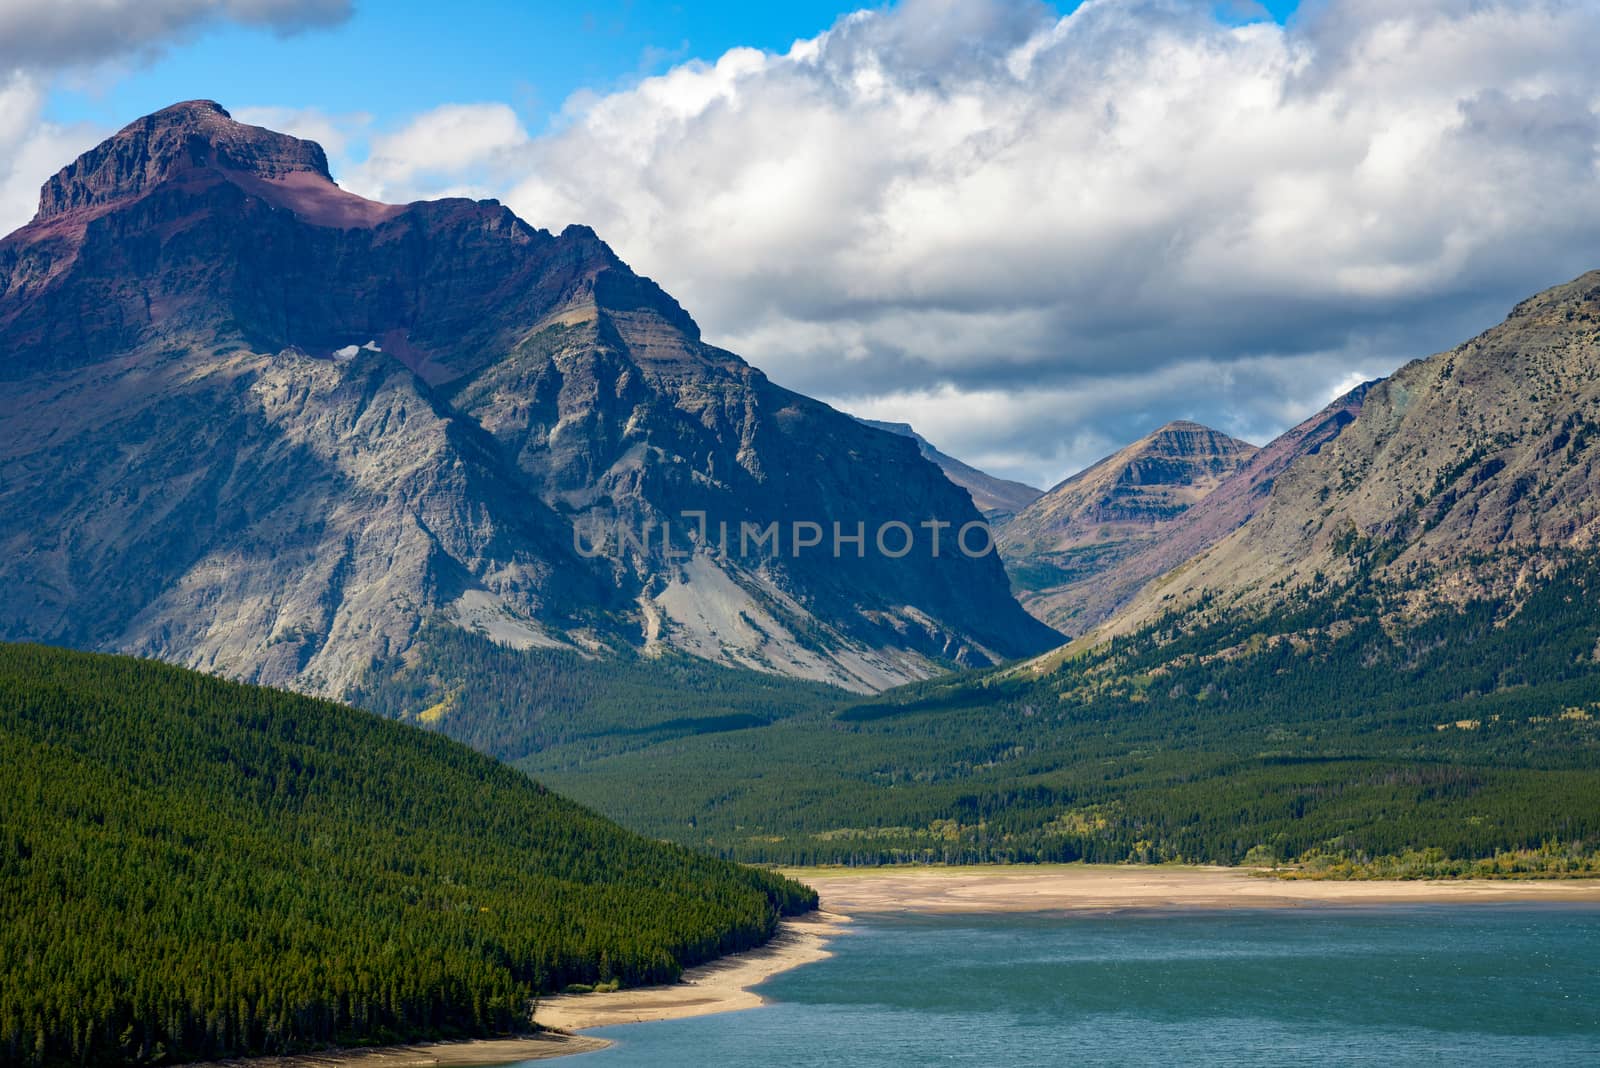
191;1033;609;1068
531;909;849;1033
784;863;1600;914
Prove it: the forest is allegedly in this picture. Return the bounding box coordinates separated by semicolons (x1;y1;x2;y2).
465;552;1600;870
0;643;814;1068
350;626;846;764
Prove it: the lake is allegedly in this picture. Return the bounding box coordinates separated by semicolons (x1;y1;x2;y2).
567;905;1600;1065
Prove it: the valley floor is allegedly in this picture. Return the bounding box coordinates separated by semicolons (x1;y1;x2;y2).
784;863;1600;914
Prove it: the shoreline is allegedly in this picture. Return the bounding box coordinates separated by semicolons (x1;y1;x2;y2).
186;911;849;1068
194;865;1600;1064
782;863;1600;914
190;1034;610;1068
530;909;850;1033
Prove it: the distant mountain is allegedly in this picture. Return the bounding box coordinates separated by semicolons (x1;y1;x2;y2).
0;642;813;1066
0;101;1059;697
858;418;1043;522
1003;402;1371;637
1104;270;1600;637
997;421;1257;632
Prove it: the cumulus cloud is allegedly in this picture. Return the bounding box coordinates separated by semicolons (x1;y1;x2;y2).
0;0;350;71
231;105;370;161
0;73;103;234
337;103;531;204
471;0;1600;486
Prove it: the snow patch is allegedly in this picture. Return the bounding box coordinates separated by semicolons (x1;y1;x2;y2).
332;340;382;360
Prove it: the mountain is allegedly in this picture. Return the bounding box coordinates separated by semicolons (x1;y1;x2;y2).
1004;400;1370;637
502;271;1600;871
997;421;1257;631
1007;271;1600;641
0;101;1059;697
858;418;1043;522
1104;270;1600;636
0;642;814;1067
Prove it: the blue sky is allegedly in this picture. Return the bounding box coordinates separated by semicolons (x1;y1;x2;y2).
48;2;867;130
45;1;1299;136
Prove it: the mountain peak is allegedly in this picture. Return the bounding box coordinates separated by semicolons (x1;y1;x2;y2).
1139;419;1250;454
998;420;1258;611
1153;419;1212;434
152;98;232;120
36;98;334;222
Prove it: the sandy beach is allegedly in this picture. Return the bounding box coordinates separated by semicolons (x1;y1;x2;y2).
190;1034;609;1068
785;863;1600;914
531;909;850;1033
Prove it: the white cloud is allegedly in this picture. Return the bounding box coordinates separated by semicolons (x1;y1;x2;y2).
230;105;370;160
337;103;530;204
0;0;350;70
0;73;103;234
471;0;1600;486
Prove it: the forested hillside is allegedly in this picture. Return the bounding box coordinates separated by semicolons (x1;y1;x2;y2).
519;551;1600;872
0;644;814;1068
351;624;847;764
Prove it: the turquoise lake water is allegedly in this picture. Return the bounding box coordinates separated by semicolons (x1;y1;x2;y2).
562;906;1600;1066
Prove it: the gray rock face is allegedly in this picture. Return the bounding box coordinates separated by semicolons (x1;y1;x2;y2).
857;419;1043;523
0;102;1060;695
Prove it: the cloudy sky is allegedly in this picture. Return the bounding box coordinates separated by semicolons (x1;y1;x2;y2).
3;0;1598;489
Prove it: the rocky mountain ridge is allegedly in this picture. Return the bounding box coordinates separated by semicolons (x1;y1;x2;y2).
0;101;1060;696
999;266;1600;646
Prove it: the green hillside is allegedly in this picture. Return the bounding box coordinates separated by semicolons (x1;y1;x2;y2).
0;643;814;1068
512;552;1600;873
350;624;848;765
